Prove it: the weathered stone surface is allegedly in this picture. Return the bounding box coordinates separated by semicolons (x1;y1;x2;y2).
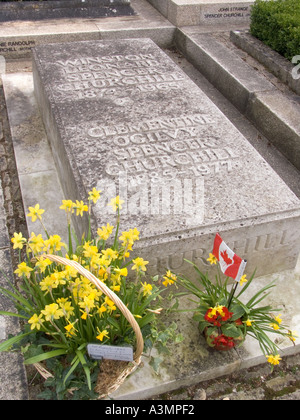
0;0;135;22
0;352;28;400
0;248;22;340
230;30;300;96
0;178;9;250
147;0;253;26
32;38;300;278
2;73;68;240
265;374;296;393
174;32;277;114
246;91;300;172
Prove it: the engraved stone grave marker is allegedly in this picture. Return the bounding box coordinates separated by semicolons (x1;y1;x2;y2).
0;0;135;22
33;39;300;278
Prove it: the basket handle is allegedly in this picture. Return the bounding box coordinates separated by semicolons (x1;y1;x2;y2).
44;254;144;362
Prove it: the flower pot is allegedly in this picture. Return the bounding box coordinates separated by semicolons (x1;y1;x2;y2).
203;327;244;351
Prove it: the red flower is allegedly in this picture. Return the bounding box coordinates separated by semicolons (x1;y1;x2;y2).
212;334;235;350
220;306;234;322
204;306;233;326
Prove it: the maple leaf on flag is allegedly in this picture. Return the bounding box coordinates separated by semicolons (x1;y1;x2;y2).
220;250;232;265
212;233;247;282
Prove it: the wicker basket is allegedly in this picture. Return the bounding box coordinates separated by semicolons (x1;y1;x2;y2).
44;254;144;399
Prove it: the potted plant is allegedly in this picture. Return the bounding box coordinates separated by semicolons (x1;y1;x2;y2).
0;190;180;399
173;235;297;370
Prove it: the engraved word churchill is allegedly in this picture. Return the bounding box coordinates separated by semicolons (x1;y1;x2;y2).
84;114;239;182
33;39;300;278
55;53;185;99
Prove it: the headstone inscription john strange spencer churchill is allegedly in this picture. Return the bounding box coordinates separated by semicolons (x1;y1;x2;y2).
32;39;300;278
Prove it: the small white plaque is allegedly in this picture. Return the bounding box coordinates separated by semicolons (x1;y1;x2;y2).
87;344;134;361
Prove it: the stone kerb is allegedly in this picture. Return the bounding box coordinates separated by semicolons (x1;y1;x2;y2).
32;38;300;280
146;0;254;26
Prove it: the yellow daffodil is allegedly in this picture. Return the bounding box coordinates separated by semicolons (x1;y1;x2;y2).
73;200;88;217
64;322;77;337
119;228;140;247
132;257;149;272
14;262;33;279
239;274;248;286
11;232;26;250
207;253;217;265
59;199;74;214
141;282;153;297
108;196;124;212
28;313;44;330
57;298;75;319
83;241;99;259
102;248;118;261
27;204;45;222
288;331;298;343
162;270;177;287
41;303;64;321
97;223;114;241
43;235;66;253
104;297;117;313
63;265;78;279
79;293;96;313
97;305;107;317
88;188;101;204
35;257;52;274
80;310;88;320
40;275;59;293
96;328;109;342
112;267;128;283
244;319;254;327
118;267;128;277
274;314;282;325
266;354;282;366
28;232;44;254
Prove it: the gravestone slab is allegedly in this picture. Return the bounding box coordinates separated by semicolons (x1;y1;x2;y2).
0;0;135;22
32;38;300;278
147;0;253;26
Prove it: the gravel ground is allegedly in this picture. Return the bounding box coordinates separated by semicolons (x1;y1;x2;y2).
151;353;300;400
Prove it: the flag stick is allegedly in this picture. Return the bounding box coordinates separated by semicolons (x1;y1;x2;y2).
227;282;238;309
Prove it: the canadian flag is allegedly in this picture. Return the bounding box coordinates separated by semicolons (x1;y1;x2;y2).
212;233;247;282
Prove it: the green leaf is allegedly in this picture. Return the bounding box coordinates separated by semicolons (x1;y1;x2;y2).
107;316;121;331
245;279;276;308
137;312;155;329
0;311;29;319
64;356;80;385
198;321;212;333
174;333;184;344
37;389;54;400
221;323;242;338
76;350;91;390
24;349;68;365
0;285;34;312
0;332;33;352
206;326;217;336
149;356;163;374
230;304;245;321
193;313;205;323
